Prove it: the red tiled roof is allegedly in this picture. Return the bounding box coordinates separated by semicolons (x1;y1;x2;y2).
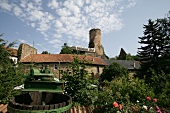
9;48;17;57
20;54;107;66
4;47;18;57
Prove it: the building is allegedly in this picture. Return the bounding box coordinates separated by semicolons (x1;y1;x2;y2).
20;54;107;79
4;47;18;64
104;59;140;75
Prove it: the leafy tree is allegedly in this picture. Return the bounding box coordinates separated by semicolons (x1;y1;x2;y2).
100;62;128;82
60;43;77;54
61;57;97;106
0;35;23;103
137;18;170;77
42;51;50;54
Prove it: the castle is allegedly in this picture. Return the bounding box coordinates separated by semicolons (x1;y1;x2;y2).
18;29;107;79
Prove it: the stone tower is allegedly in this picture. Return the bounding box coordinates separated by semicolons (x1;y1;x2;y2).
89;29;104;57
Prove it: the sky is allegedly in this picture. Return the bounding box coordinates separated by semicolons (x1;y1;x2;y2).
0;0;169;57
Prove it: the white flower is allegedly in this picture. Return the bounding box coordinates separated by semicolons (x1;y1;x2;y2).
136;100;139;103
116;111;121;113
150;107;153;110
142;105;148;110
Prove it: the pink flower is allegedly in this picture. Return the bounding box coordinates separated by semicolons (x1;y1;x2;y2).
146;96;151;101
156;106;162;113
157;109;162;113
156;106;160;110
153;98;158;102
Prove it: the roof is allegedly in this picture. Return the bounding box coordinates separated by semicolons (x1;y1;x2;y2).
20;54;107;66
9;48;18;57
104;60;140;70
3;47;18;57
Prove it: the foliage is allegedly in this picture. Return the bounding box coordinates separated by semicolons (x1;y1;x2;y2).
94;77;156;113
100;62;128;82
117;48;127;60
17;44;22;61
0;36;24;103
61;57;97;106
41;51;50;54
60;43;77;54
137;14;170;110
111;54;139;61
137;18;170;77
144;68;170;107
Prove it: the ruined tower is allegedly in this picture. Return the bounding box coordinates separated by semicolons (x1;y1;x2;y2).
18;43;37;60
89;29;104;57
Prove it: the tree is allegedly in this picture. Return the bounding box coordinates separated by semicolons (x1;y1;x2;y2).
137;18;170;77
0;35;23;103
61;58;97;106
60;43;77;54
100;62;128;82
42;51;50;54
117;48;127;60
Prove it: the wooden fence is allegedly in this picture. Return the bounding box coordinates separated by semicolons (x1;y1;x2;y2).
0;104;7;113
71;106;94;113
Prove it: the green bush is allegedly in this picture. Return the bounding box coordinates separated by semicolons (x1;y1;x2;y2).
101;62;128;82
94;77;156;113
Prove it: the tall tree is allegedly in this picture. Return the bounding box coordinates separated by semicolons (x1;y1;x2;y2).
117;48;127;60
137;18;170;77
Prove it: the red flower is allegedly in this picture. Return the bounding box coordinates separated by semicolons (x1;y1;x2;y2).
113;102;119;108
153;98;158;102
146;96;151;101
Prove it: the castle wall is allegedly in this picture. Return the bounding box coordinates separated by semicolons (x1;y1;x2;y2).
19;43;37;60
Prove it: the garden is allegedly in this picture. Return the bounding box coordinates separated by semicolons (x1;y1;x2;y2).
61;15;170;113
61;58;170;113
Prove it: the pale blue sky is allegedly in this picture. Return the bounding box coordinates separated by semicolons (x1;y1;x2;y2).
0;0;169;57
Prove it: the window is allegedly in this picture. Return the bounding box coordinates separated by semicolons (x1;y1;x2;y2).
40;64;44;70
54;64;58;70
97;66;99;73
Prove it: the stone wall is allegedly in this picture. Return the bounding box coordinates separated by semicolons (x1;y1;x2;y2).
33;63;104;79
19;43;37;60
89;29;104;57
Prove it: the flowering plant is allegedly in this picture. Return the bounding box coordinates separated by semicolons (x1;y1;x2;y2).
112;96;162;113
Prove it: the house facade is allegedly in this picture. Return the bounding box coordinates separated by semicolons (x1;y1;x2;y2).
20;54;107;79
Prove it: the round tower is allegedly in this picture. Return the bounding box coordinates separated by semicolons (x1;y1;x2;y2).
89;29;104;57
